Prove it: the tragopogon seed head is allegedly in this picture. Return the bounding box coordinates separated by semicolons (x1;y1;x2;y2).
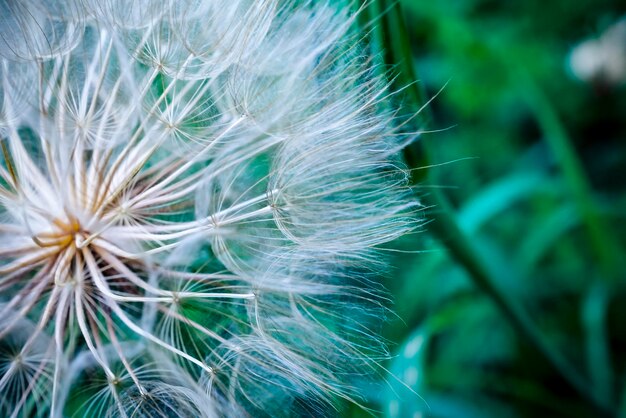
0;0;420;416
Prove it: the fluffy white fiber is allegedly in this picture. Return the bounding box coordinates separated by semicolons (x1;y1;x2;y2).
0;0;420;416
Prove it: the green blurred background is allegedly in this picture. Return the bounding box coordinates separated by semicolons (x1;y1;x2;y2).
352;1;626;417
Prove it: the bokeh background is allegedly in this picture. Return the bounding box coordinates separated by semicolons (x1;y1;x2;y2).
352;1;626;417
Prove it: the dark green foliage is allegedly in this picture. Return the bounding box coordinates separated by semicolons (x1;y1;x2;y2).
349;1;626;417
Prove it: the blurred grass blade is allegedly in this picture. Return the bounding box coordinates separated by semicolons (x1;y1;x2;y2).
457;171;558;235
583;283;614;408
517;203;580;270
384;327;429;418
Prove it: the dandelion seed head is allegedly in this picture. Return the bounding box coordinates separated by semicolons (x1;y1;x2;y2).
0;0;420;416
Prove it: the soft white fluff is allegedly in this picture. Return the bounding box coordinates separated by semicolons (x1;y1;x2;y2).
0;0;419;416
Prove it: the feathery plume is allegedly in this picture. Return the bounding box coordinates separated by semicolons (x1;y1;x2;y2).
0;0;419;416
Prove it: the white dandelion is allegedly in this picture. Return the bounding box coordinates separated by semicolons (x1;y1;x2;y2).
0;0;419;416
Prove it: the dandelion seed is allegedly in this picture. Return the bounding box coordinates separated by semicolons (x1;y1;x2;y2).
0;0;419;416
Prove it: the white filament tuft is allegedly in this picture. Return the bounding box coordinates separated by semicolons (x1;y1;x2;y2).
0;0;421;416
